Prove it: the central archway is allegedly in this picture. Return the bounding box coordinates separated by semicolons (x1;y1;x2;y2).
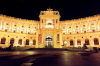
45;35;53;48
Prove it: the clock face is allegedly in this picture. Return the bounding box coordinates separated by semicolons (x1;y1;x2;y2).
45;19;54;28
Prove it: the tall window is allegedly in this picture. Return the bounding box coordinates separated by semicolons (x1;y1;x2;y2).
33;40;36;45
70;40;74;45
85;39;89;45
77;40;81;45
26;39;29;45
1;38;6;44
18;39;22;45
94;38;99;45
57;34;59;42
10;38;14;45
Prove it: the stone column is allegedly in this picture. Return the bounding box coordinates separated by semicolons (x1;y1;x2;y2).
74;39;77;47
5;37;10;48
29;40;33;48
22;39;25;47
81;39;85;47
40;19;42;29
3;22;5;31
67;40;70;47
14;38;18;47
9;23;11;32
54;19;56;28
53;34;57;48
36;30;39;48
59;33;63;48
89;38;94;47
43;19;45;28
0;21;2;30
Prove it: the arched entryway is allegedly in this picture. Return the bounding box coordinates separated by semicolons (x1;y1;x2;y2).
45;35;53;48
10;38;14;47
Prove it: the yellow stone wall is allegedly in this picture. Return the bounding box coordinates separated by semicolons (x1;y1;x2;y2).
0;9;100;48
61;15;100;48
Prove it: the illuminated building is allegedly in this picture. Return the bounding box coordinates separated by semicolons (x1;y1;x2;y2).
0;8;100;48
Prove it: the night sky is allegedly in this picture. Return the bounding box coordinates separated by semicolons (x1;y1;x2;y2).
0;0;100;20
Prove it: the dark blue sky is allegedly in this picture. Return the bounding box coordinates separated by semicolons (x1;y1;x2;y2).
0;0;100;20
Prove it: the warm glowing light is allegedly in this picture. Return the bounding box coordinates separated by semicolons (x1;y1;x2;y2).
45;19;54;28
0;26;2;30
0;9;100;49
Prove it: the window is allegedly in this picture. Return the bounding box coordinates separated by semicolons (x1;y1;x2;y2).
42;19;43;23
57;34;59;42
94;38;99;45
26;39;29;45
83;25;85;27
92;30;95;32
5;29;7;32
76;26;78;28
14;25;16;26
13;30;16;33
56;19;58;23
18;39;22;45
70;40;74;45
1;38;6;44
22;26;24;28
63;33;66;34
77;40;81;45
85;39;89;45
6;23;8;25
10;38;14;45
21;31;23;33
33;40;36;45
84;31;86;33
28;32;30;34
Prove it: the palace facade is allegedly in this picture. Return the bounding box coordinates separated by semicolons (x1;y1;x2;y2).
0;9;100;48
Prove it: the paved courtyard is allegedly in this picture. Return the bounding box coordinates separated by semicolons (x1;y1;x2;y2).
0;50;100;66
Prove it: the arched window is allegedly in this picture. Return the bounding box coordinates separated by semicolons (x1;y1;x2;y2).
33;40;36;45
10;38;14;45
26;39;29;45
77;40;81;45
85;39;89;45
18;39;22;45
1;38;6;44
70;40;74;45
94;38;99;45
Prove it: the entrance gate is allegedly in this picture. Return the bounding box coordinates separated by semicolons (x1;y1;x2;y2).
45;35;53;48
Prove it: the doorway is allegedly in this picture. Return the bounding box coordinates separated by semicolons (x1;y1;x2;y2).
45;35;53;48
